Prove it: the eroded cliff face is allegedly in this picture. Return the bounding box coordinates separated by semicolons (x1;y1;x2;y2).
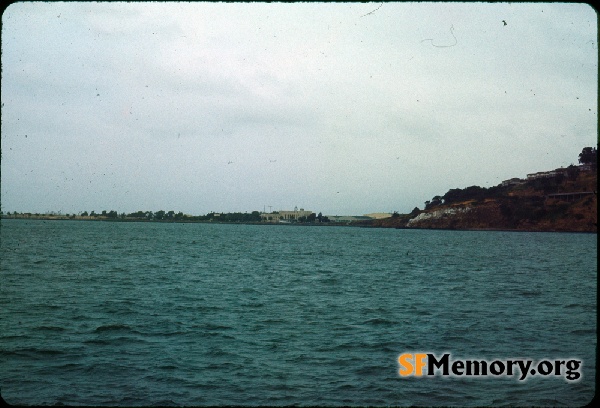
366;171;597;232
403;198;596;232
407;207;471;227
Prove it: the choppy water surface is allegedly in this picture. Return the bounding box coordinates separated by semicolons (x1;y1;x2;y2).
0;219;596;406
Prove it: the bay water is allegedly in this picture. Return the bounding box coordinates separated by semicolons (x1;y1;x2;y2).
0;219;596;406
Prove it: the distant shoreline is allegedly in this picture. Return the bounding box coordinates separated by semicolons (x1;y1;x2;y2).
0;215;341;227
1;215;596;233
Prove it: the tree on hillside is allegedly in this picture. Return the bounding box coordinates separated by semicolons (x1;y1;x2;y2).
566;164;580;180
425;196;443;210
579;146;597;168
442;186;487;204
315;212;330;222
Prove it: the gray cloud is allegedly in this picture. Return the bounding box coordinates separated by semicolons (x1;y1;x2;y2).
1;2;597;215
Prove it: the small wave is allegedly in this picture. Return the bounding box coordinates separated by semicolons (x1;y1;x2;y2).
214;348;243;358
156;364;178;370
314;343;343;353
54;362;82;370
333;383;355;391
532;398;570;406
115;396;148;406
43;304;62;310
442;334;474;343
205;361;239;369
241;301;265;308
192;305;223;313
257;318;284;324
94;323;134;332
519;290;543;297
362;317;395;326
151;400;179;407
210;332;236;340
331;323;363;331
285;353;311;363
354;364;384;375
360;306;388;314
0;334;26;340
571;328;596;335
35;325;66;332
85;335;148;346
415;309;432;316
159;330;189;337
32;348;64;355
317;277;339;285
1;347;64;357
240;287;260;294
83;338;112;345
195;322;233;331
563;303;596;312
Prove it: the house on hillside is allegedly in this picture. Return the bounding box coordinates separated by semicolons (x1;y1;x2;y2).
526;168;568;180
502;178;525;187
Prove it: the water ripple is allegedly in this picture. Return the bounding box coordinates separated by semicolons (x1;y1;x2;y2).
0;220;596;406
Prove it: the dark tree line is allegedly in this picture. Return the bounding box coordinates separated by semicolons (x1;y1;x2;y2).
34;209;332;223
579;146;597;168
423;146;595;211
212;211;261;222
424;185;509;210
80;210;264;222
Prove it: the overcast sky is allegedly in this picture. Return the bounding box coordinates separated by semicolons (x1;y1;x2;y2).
1;2;597;216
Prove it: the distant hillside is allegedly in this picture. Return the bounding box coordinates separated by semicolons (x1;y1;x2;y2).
359;166;597;232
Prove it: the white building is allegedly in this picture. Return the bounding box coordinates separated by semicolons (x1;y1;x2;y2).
502;178;524;187
260;208;313;222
